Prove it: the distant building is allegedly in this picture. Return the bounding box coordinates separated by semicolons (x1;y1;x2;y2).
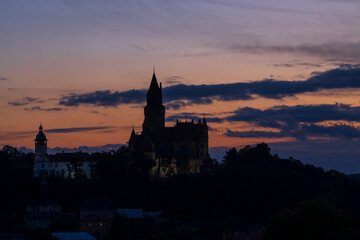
223;226;265;240
52;232;97;240
24;200;61;229
117;209;162;219
0;233;24;240
24;181;62;229
79;197;116;238
128;72;211;176
223;232;263;240
33;124;94;178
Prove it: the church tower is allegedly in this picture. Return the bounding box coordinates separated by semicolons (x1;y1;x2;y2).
35;124;48;161
142;71;165;142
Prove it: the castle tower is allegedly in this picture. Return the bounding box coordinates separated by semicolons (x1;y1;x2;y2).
35;124;48;161
201;117;210;159
142;71;165;142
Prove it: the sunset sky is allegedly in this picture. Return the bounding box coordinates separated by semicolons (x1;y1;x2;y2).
1;0;360;173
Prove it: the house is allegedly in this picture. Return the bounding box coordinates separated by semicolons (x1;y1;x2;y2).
117;209;143;219
24;200;62;229
117;209;162;219
223;231;263;240
79;198;116;238
33;124;95;178
24;180;62;229
52;232;97;240
0;233;24;240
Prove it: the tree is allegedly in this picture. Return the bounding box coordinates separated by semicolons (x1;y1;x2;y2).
223;147;238;166
129;149;156;179
263;200;357;240
67;158;85;180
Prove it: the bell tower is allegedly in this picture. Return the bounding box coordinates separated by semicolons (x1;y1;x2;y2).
35;124;48;160
142;71;165;142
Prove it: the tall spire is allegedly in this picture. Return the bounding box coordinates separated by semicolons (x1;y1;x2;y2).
39;123;43;131
202;116;208;128
143;70;165;142
147;71;162;97
129;128;136;144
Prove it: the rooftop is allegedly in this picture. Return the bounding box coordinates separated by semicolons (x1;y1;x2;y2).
82;197;116;211
48;152;95;162
52;232;97;240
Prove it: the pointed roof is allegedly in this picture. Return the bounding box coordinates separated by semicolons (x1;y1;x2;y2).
202;117;208;128
129;128;136;144
129;133;154;153
147;72;162;96
35;124;47;141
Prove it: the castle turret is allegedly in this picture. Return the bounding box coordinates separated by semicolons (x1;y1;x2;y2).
129;128;136;144
128;128;136;151
201;117;210;159
142;71;165;142
35;124;47;160
202;117;208;129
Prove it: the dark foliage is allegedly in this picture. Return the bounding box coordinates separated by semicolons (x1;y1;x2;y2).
263;200;358;240
0;146;38;232
2;143;360;239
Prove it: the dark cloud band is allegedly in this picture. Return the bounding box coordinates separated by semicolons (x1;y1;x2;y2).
46;126;116;133
58;66;360;107
225;104;360;140
226;104;360;124
59;89;145;107
8;97;44;106
226;42;360;59
24;106;62;111
225;124;360;140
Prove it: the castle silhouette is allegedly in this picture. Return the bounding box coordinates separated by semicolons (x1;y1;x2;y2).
128;71;210;176
33;71;210;178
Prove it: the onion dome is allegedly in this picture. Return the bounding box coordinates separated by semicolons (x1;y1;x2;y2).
35;124;47;141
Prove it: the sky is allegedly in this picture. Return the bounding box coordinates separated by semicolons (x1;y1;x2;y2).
1;0;360;173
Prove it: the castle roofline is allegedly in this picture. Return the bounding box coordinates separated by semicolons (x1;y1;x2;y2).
129;128;136;144
48;152;95;162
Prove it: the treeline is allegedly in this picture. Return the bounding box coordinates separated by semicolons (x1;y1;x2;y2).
1;143;360;239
